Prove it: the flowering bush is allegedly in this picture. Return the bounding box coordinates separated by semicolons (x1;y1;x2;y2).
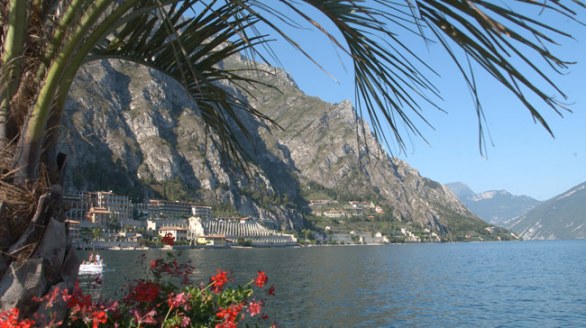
0;253;276;327
0;308;34;328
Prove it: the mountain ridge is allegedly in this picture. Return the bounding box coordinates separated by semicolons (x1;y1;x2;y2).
57;57;513;240
446;182;540;226
507;181;586;240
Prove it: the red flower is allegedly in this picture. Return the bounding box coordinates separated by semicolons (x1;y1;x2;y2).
0;308;35;328
215;303;243;327
215;321;236;328
33;285;62;309
180;314;191;327
255;271;268;288
247;300;263;317
125;281;160;304
167;292;189;309
103;300;120;320
210;270;229;293
66;284;92;311
267;285;276;296
131;309;158;326
149;259;158;269
91;310;107;328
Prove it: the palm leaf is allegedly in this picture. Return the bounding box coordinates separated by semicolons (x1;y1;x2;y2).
238;0;582;153
90;1;281;166
417;0;579;141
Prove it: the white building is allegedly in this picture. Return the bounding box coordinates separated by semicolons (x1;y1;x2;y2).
186;216;297;247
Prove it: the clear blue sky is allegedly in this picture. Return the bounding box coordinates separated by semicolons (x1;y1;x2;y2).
256;3;586;201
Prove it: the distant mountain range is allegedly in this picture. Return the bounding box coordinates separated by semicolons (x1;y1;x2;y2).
446;182;540;226
507;182;586;240
448;181;586;240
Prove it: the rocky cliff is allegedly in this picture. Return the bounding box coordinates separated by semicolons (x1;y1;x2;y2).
59;57;503;238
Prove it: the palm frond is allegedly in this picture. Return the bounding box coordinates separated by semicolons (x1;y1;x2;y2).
89;1;280;166
36;0;584;165
283;0;442;151
241;0;582;154
417;0;579;141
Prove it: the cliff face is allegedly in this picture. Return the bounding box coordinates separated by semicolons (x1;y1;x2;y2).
59;57;484;235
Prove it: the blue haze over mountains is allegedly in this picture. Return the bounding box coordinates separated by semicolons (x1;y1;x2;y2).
507;182;586;240
447;182;586;240
446;182;541;226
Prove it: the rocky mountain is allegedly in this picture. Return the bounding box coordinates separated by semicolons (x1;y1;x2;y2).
447;182;540;226
446;182;476;201
58;57;512;240
507;182;586;240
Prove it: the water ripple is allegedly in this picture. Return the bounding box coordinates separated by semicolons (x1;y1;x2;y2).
81;240;586;327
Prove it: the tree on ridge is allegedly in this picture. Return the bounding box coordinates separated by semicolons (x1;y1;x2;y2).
0;0;583;320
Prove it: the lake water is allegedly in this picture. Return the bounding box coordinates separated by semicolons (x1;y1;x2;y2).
78;240;586;327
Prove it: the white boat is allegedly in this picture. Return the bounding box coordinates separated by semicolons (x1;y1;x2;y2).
79;254;104;274
79;261;103;274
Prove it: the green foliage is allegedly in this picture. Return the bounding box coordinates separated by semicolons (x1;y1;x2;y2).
434;204;517;242
240;183;294;209
301;181;338;201
212;203;240;218
79;227;93;244
302;229;315;241
149;179;195;202
91;227;103;242
74;157;146;201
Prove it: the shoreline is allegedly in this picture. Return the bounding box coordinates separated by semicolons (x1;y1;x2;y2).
75;241;409;251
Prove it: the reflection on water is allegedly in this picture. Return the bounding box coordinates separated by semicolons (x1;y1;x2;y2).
77;273;104;302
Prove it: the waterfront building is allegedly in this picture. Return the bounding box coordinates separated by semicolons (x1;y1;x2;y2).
86;191;133;223
148;199;194;218
86;207;111;225
147;218;188;233
158;226;188;242
200;234;226;247
64;194;88;222
187;216;296;247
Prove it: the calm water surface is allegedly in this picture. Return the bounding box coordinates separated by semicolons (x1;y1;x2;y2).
78;240;586;327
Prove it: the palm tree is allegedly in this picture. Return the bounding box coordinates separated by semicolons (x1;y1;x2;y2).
91;227;103;244
0;0;582;319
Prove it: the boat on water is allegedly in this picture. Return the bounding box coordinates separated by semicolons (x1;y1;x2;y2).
79;253;104;275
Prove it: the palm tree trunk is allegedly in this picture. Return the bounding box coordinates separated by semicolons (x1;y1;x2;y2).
0;145;78;320
0;192;79;321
